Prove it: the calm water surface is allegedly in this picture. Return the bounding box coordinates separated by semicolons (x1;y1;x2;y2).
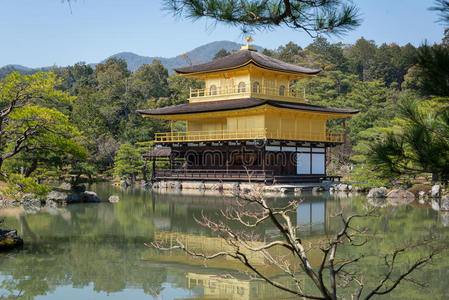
0;184;448;299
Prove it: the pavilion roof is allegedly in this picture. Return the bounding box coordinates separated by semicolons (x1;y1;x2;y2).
174;49;320;75
137;98;359;116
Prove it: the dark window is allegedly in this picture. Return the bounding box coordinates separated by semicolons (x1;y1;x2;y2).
209;85;217;95
279;85;285;96
252;81;260;93
238;82;246;93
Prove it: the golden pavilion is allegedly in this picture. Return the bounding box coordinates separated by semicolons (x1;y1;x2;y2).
138;41;358;183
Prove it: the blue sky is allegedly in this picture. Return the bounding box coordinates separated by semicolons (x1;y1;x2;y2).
0;0;445;68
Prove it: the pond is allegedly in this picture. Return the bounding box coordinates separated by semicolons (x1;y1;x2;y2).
0;183;448;299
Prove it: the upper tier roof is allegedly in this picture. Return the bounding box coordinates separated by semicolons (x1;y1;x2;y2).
138;98;359;116
174;49;321;75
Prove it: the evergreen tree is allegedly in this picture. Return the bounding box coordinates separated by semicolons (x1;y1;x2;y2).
163;0;360;36
113;143;144;182
369;98;449;183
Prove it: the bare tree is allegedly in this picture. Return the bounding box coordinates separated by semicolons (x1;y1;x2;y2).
147;188;443;299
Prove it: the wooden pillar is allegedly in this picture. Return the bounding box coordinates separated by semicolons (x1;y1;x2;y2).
325;147;328;177
152;156;156;180
226;148;229;174
169;152;174;170
262;148;266;183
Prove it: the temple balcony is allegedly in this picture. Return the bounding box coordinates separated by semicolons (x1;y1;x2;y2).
189;85;305;103
154;128;344;144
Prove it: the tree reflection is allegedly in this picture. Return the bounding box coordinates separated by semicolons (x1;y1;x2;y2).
0;185;447;299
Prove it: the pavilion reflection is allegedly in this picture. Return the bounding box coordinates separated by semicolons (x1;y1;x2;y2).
183;272;294;300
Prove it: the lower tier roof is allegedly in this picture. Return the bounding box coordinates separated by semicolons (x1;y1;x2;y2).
137;98;359;117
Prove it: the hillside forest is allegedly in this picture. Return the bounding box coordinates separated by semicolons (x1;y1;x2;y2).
0;33;448;194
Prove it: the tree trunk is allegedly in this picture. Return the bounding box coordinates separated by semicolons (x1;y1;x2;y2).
432;172;439;184
131;173;136;185
142;161;148;182
24;159;38;177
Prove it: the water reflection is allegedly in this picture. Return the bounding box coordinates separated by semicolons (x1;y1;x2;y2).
0;184;447;299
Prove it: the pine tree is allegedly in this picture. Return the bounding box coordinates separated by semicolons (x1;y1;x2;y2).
113;143;144;183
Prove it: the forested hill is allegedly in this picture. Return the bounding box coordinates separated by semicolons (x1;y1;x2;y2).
0;40;263;78
0;64;52;79
105;41;264;72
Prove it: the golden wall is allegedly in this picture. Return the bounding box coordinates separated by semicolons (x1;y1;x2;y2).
190;66;301;103
185;111;327;140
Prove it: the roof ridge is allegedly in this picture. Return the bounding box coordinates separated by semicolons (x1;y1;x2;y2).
138;98;359;116
174;49;320;75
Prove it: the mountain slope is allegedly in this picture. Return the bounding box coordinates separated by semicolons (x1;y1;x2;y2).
0;64;54;79
104;40;264;72
0;40;265;78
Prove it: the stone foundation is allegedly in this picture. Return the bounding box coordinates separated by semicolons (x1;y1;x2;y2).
151;180;337;195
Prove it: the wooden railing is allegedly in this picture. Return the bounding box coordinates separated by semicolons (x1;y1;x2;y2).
155;169;274;181
190;85;304;101
154;128;344;143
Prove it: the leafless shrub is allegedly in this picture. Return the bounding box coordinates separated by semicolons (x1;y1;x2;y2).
147;186;444;299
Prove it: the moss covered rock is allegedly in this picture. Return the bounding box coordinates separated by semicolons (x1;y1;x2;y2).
0;230;23;251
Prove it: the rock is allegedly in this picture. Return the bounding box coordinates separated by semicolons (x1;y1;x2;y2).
0;200;19;207
329;187;335;193
71;184;86;193
338;184;348;191
21;193;40;204
386;189;415;200
81;191;100;203
66;193;81;203
354;186;361;192
45;199;58;208
120;179;130;188
419;191;426;199
21;193;41;214
367;187;387;199
232;183;240;195
64;190;100;204
312;186;322;193
58;182;72;190
108;195;120;203
431;185;441;198
0;229;23;251
294;187;302;195
279;188;288;194
441;195;449;211
46;191;68;203
173;181;182;191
